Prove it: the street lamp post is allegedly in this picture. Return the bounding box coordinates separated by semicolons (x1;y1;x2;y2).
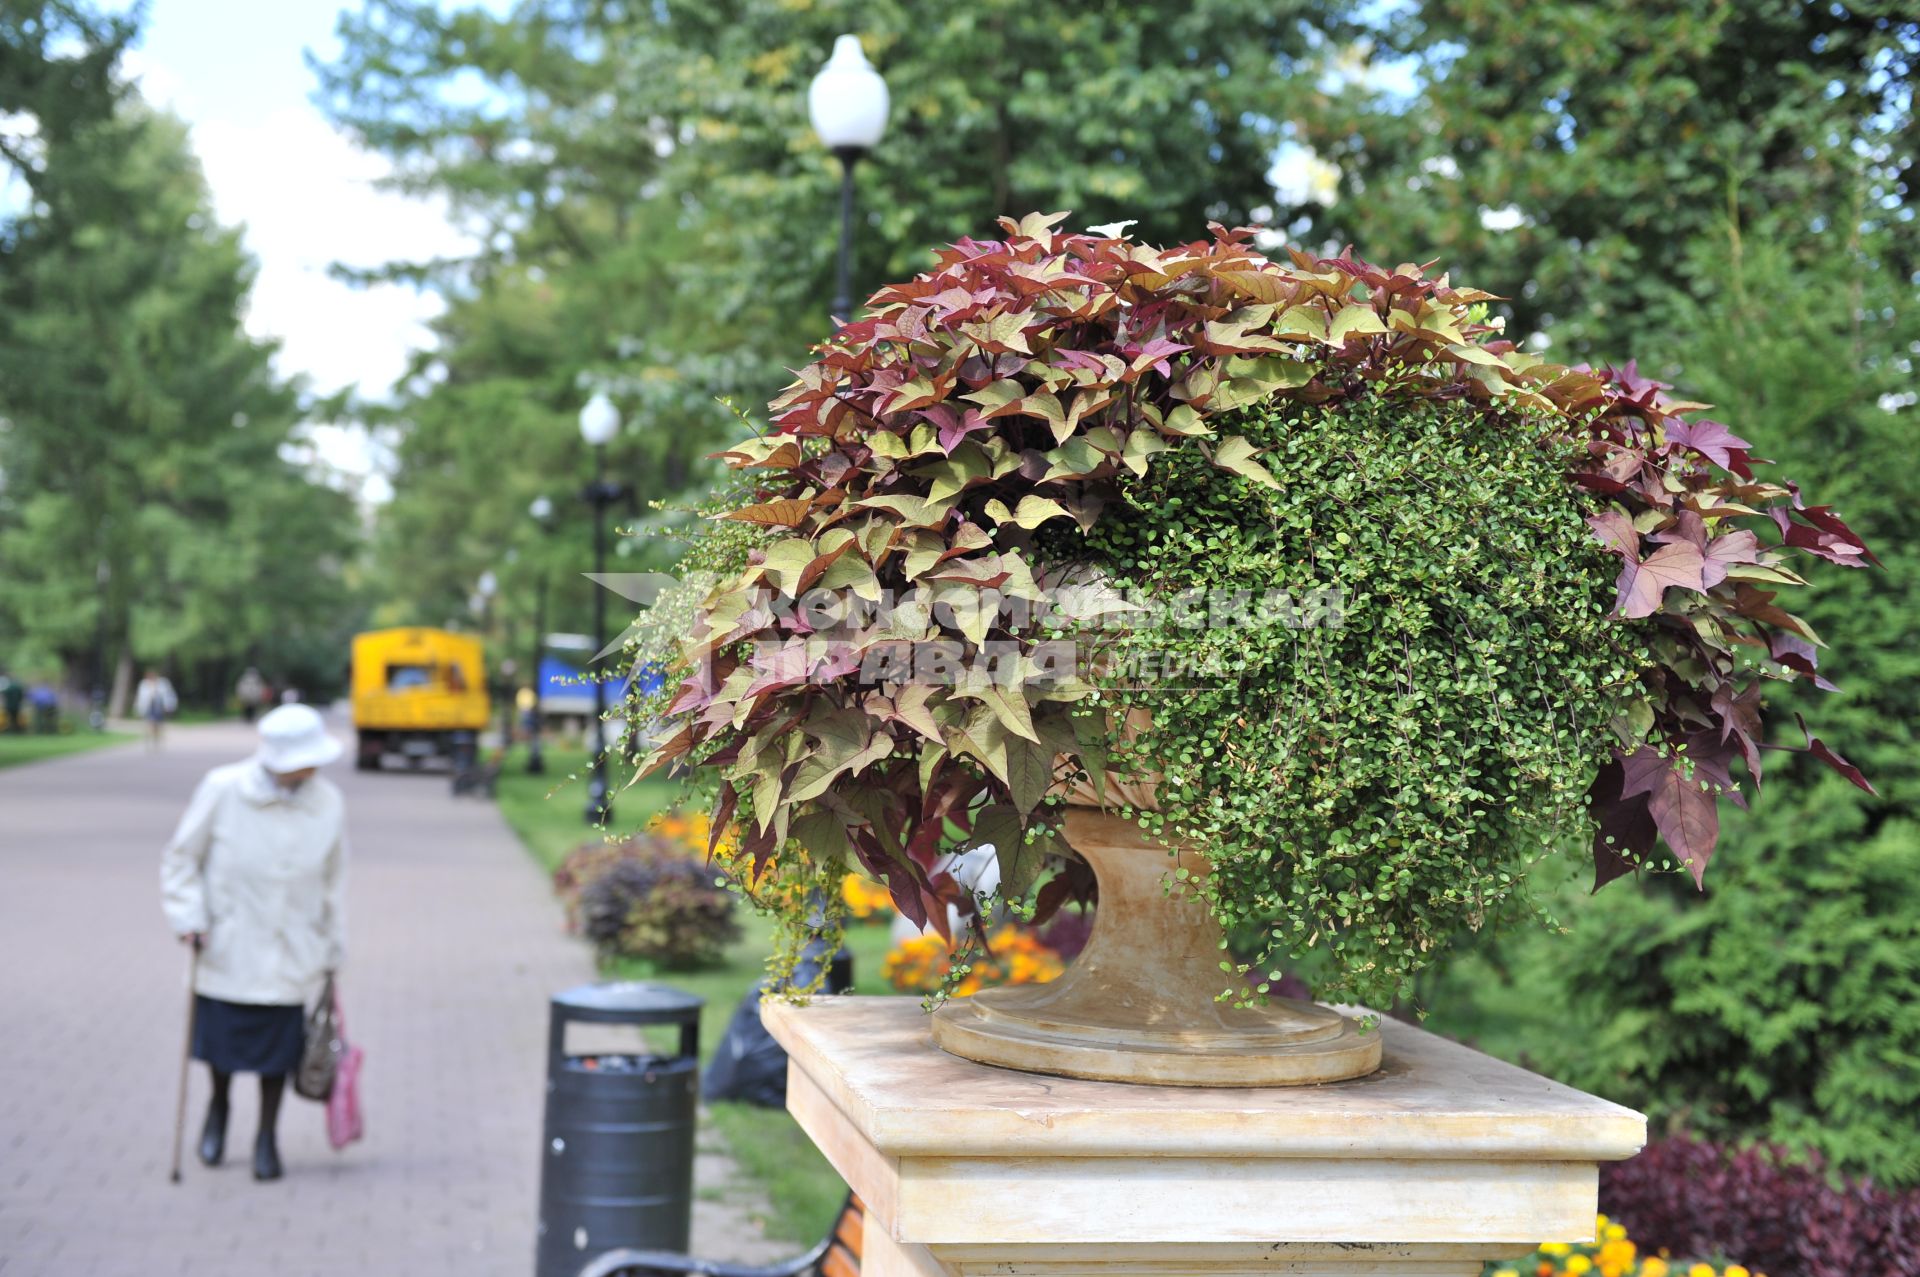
808;34;890;320
526;495;555;776
578;392;622;826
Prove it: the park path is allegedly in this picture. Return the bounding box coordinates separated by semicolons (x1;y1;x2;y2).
0;719;786;1277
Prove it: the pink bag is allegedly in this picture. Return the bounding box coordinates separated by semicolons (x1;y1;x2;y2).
324;988;364;1151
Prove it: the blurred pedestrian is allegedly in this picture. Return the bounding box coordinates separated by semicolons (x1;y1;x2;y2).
159;704;347;1182
0;672;22;733
133;668;178;749
28;682;58;734
234;667;267;723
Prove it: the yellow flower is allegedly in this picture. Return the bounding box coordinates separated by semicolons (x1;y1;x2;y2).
1724;1268;1749;1277
1493;1270;1520;1277
1689;1265;1715;1277
1541;1244;1573;1257
1565;1253;1593;1275
646;809;730;858
881;925;1065;994
839;874;894;919
1640;1260;1668;1277
1597;1237;1635;1277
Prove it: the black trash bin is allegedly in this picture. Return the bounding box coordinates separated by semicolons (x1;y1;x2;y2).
536;981;703;1277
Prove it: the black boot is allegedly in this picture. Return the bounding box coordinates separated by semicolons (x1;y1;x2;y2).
198;1067;232;1167
197;1098;228;1167
252;1130;282;1181
253;1072;286;1181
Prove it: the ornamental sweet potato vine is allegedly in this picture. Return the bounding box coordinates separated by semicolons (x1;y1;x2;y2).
631;213;1873;1005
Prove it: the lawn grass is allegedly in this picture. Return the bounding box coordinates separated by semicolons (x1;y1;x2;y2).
705;1099;847;1246
691;918;904;1245
493;741;684;871
492;738;909;1246
0;730;133;770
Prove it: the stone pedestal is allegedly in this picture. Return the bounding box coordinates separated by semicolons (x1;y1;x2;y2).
762;997;1645;1277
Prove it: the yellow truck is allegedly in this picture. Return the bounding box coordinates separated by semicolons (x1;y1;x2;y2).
350;628;490;770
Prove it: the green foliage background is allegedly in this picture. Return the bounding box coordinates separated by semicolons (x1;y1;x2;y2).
0;2;363;704
307;0;1343;642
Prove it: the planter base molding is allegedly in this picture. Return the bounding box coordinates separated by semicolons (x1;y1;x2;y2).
763;997;1646;1277
930;806;1381;1086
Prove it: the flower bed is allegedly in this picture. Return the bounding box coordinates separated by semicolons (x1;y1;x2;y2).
883;925;1065;997
1487;1215;1759;1277
552;813;740;968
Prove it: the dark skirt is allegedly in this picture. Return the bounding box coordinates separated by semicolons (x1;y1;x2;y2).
191;996;304;1076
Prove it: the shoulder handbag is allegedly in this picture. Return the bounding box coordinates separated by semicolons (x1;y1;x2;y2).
294;972;343;1101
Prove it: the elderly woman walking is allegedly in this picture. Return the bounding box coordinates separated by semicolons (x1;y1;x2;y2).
160;703;347;1181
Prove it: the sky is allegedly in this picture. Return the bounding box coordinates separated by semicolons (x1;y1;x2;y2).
111;0;506;498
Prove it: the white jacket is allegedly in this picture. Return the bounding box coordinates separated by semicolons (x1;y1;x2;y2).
159;760;347;1005
134;675;178;717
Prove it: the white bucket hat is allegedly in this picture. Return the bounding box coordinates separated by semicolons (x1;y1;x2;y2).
256;703;343;772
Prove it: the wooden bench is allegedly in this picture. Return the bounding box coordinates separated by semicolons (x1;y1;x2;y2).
576;1192;863;1277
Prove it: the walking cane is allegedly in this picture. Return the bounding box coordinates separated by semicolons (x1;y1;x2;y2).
168;937;200;1184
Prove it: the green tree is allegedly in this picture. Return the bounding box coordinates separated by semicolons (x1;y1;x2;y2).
1290;2;1917;362
0;3;363;706
314;0;1344;663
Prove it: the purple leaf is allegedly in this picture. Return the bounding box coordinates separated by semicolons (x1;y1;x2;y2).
1676;729;1748;810
1616;541;1708;618
709;782;739;857
1124;335;1190;376
1657;512;1763;589
1619;745;1721;887
1589;758;1657;889
1606;358;1668;403
1587;509;1639;560
1768;632;1837;692
1709;683;1765;786
1770;505;1878;567
1665;417;1752;470
1793;713;1877;796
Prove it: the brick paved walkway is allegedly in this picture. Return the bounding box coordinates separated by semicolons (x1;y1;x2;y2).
0;720;786;1277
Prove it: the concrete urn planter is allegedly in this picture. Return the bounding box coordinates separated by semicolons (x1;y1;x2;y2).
930;786;1381;1087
